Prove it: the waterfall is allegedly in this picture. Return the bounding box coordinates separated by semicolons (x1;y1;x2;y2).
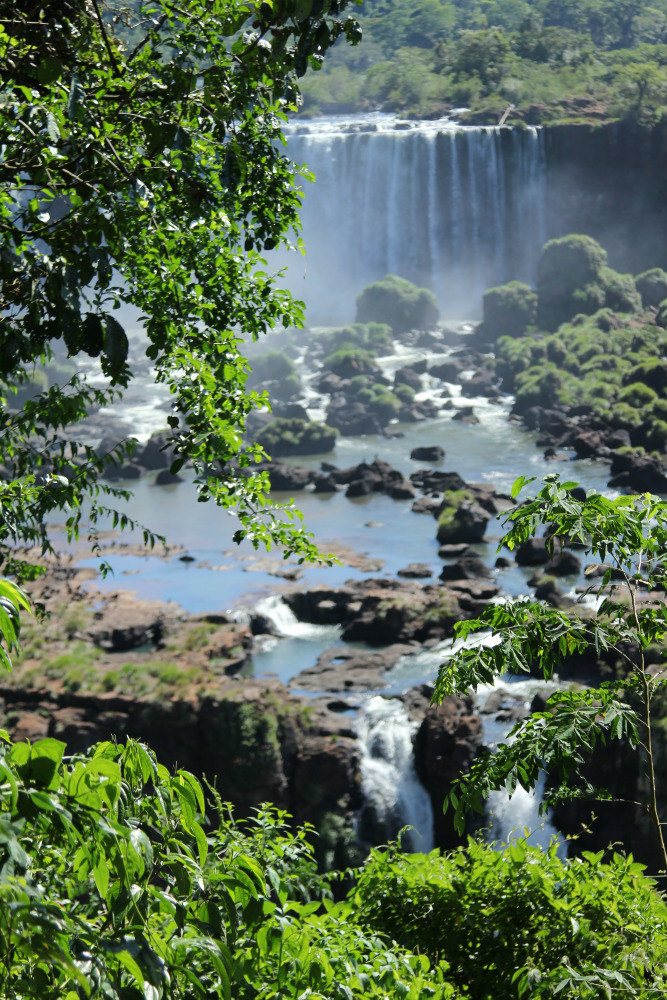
252;595;340;640
284;114;548;323
357;696;434;853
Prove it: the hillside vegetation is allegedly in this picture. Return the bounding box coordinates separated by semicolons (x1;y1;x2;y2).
298;0;667;123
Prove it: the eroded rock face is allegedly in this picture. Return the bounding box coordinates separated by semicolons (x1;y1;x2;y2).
0;680;362;832
407;685;484;850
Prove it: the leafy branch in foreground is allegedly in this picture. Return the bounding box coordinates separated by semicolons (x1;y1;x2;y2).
435;475;667;871
1;0;361;576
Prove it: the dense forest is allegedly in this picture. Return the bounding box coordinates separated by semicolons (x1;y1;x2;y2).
299;0;667;122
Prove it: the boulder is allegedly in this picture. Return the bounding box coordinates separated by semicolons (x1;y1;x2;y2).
514;538;550;567
394;365;423;391
429;360;463;383
397;563;433;579
410;445;444;463
451;406;479;425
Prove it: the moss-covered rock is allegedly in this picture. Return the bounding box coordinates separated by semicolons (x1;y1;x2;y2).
322;347;379;377
246;350;296;387
537;234;608;331
636;269;667;309
257;418;338;457
480;280;537;339
436;489;489;544
315;322;393;358
356;274;439;335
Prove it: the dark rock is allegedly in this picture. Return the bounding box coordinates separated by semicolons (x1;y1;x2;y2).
515;538;550;567
139;432;172;470
495;556;511;569
312;474;338;493
439;554;492;582
387;479;416;500
410;469;467;493
394;366;423;391
155;468;184;485
429;360;463;383
572;430;602;458
293;644;414;692
413;692;484;849
609;454;667;493
412;496;441;514
397;563;433;579
326;398;383;437
410;445;445;462
346;477;379;497
460;375;500;399
544;550;582;576
264;463;314;492
438;543;475;559
451;406;479;425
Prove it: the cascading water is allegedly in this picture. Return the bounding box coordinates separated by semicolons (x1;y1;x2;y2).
284;114;547;322
357;696;434;853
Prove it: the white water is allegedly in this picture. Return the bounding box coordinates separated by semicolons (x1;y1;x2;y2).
477;677;568;854
284;113;547;321
357;696;434;853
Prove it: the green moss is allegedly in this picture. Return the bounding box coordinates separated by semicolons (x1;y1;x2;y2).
257;417;338;457
356;274;439;335
322;347;378;377
481;280;537;339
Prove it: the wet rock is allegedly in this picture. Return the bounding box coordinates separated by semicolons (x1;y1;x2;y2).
412;496;441;514
394;365;423;391
397;563;433;579
429;360;464;383
495;556;512;569
460;374;500;399
326;397;382;437
544;549;581;576
387;479;416;500
451;406;480;425
262;462;314;492
608;453;667;493
410;445;445;462
155;468;184;485
138;432;173;470
410;469;467;493
515;537;551;567
439;554;492;581
293;644;414;692
412;688;484;849
438;543;476;559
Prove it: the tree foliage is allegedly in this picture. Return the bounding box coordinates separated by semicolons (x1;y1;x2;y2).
1;0;361;578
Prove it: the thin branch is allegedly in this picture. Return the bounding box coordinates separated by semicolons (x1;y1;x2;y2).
92;0;120;74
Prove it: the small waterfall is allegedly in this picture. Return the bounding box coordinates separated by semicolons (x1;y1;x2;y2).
357;696;434;853
253;595;340;640
478;679;566;855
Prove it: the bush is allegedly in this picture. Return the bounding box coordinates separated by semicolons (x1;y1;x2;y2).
635;268;667;308
356;274;440;335
537;234;608;330
257;417;338;457
617;381;658;408
352;839;667;1000
394;383;415;404
599;267;642;313
247;350;296;387
368;390;402;423
481;280;537;339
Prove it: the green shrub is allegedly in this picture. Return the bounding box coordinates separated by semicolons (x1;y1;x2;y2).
247;350;296;387
481;280;537;339
394;383;415;404
635;268;667;308
368;391;401;423
349;374;369;394
352;839;667;1000
599;267;642;313
356;274;439;335
537;234;608;330
646;420;667;451
617;381;658;408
